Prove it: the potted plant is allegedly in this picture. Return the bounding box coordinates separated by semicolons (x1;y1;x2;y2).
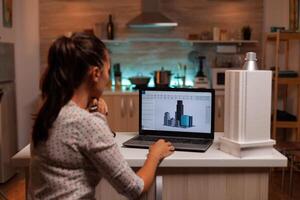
242;26;252;40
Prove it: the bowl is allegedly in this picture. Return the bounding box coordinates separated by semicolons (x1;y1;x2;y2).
128;76;151;86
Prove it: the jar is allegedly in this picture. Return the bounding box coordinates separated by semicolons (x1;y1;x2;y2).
220;29;228;41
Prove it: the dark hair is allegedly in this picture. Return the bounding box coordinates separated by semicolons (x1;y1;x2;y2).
32;32;107;147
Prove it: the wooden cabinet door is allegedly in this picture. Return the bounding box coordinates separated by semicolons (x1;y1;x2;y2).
214;95;224;132
127;95;139;132
96;176;155;200
101;95;114;128
102;94;139;132
102;95;127;132
111;95;128;132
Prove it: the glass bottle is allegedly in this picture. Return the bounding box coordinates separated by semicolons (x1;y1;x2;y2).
113;63;121;90
107;14;114;40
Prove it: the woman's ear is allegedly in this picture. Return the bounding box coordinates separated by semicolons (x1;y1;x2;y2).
90;66;101;82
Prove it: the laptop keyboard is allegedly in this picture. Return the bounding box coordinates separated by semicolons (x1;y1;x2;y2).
123;135;213;152
135;135;211;145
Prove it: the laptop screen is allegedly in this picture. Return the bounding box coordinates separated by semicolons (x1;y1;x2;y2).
139;88;215;139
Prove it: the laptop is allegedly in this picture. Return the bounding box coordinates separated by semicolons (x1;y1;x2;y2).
123;87;215;152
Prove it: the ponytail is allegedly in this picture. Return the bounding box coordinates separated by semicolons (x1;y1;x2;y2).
32;32;106;147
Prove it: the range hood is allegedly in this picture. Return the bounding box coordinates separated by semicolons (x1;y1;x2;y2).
127;0;178;28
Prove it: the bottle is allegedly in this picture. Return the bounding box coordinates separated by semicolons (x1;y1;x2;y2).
106;68;112;89
113;63;121;90
194;56;209;88
243;52;258;71
195;56;206;77
107;14;114;40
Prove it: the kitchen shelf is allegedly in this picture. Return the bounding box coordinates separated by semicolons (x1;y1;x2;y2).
102;38;259;47
129;38;186;43
102;38;189;47
103;38;186;44
102;39;129;46
189;40;259;45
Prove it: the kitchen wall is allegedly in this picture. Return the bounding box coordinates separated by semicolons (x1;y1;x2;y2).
0;1;39;150
14;0;40;149
264;0;289;32
264;0;291;71
40;0;263;86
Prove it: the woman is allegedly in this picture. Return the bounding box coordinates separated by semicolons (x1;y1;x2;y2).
29;32;174;199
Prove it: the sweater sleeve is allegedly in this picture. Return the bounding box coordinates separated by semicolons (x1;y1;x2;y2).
77;113;144;200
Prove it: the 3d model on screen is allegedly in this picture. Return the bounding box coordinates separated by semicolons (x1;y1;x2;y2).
163;100;194;128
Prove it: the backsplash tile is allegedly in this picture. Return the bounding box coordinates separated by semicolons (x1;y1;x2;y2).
108;42;195;87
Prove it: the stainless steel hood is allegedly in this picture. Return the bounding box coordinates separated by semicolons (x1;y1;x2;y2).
127;0;178;28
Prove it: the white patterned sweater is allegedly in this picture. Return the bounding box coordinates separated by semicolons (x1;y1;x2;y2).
29;101;144;200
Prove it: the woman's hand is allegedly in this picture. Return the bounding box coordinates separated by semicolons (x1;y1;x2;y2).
88;98;108;115
137;139;175;192
147;139;175;162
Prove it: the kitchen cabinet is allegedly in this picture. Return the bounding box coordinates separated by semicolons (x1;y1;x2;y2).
102;93;139;132
0;83;17;182
214;92;225;132
96;177;155;200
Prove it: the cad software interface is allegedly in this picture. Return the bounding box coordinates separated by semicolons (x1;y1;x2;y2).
141;90;212;134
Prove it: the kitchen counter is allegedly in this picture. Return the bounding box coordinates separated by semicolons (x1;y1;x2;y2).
12;132;286;200
12;132;286;168
103;89;138;95
102;85;138;95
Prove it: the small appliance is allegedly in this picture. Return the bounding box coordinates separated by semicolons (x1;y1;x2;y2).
211;68;227;89
194;56;209;89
